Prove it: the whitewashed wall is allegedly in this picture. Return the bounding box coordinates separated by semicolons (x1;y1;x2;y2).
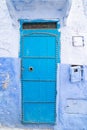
1;0;87;130
61;0;87;65
0;0;19;57
0;0;71;58
1;0;87;65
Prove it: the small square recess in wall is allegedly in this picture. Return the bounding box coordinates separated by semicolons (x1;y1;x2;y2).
72;36;84;47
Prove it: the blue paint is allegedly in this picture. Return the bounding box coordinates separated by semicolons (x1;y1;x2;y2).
0;58;53;129
22;59;56;81
0;58;21;126
0;60;87;129
20;20;60;124
58;64;87;130
22;36;56;57
20;19;60;63
23;103;55;124
22;81;56;102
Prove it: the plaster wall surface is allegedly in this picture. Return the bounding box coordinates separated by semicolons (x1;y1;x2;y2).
0;0;87;130
7;0;70;20
0;58;21;127
1;0;87;65
59;64;87;130
0;0;71;58
61;0;87;65
0;58;54;129
0;0;19;57
0;61;87;130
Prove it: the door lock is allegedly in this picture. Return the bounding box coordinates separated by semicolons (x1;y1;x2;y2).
29;67;33;71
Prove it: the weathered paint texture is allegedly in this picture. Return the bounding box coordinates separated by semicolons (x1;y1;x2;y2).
6;0;71;22
0;61;87;130
59;64;87;130
0;0;87;130
4;0;87;65
1;0;87;65
0;0;19;57
61;0;87;65
0;0;71;58
0;58;21;127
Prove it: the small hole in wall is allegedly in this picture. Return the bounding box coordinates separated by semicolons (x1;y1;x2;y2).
70;65;83;82
74;69;78;72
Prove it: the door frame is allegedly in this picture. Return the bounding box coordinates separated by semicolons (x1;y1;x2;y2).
19;19;61;124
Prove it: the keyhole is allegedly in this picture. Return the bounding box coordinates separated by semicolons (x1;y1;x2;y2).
29;67;33;71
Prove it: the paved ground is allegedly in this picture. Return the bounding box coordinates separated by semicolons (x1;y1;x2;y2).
0;127;52;130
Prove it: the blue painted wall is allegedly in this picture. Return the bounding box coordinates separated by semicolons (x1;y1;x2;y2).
0;58;53;129
0;60;87;129
58;64;87;130
0;58;21;127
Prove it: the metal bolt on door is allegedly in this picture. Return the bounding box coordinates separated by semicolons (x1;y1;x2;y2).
20;20;60;124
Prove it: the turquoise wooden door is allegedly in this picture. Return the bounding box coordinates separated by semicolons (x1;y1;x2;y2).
20;21;60;124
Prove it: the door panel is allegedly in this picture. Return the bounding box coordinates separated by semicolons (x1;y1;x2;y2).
22;36;56;57
22;58;56;80
23;103;56;123
22;81;56;102
21;29;57;124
